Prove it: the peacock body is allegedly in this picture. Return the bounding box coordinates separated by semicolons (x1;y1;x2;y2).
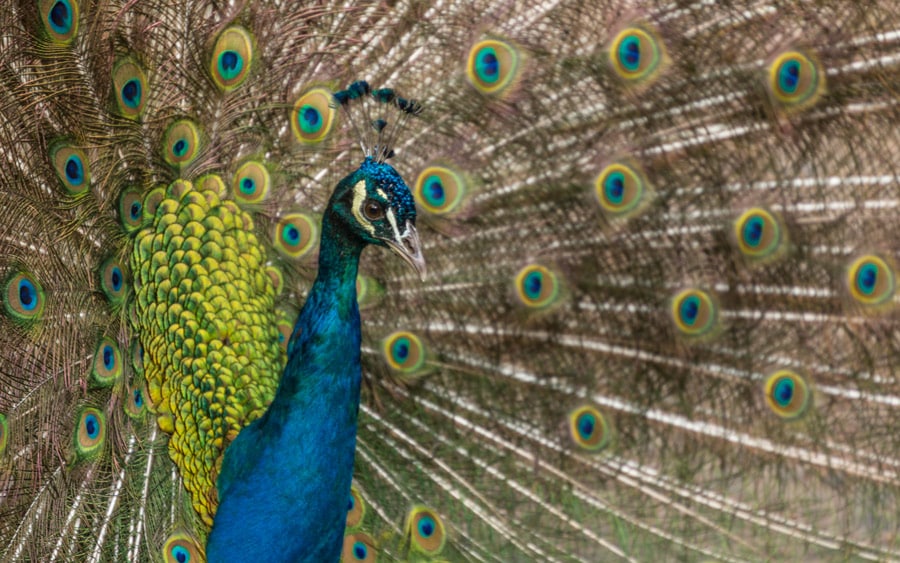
0;1;899;562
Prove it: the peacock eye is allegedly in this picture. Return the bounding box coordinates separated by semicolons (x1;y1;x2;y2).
363;199;384;221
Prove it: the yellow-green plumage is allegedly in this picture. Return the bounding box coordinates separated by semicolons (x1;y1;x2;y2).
132;179;283;526
0;0;899;562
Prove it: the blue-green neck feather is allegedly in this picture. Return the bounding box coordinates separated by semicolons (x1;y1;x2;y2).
207;211;365;562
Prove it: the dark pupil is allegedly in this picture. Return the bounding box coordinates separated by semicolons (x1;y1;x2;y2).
133;389;142;406
221;51;238;72
303;107;319;126
580;416;594;436
50;2;69;28
176;551;187;563
420;520;434;537
747;220;762;244
19;283;33;306
784;62;800;89
104;346;114;367
861;267;876;290
242;178;254;192
65;159;80;180
367;203;381;217
85;417;96;435
481;52;498;77
527;274;542;294
123;80;139;102
625;40;640;66
173;139;186;155
353;544;366;559
777;381;793;403
683;300;698;321
131;202;141;218
396;342;409;360
111;269;121;288
288;227;300;242
609;177;624;198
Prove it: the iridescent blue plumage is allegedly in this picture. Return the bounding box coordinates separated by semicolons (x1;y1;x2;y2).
207;156;423;562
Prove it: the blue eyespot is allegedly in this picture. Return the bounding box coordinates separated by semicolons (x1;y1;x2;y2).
524;271;543;300
618;35;641;71
773;377;794;407
577;412;596;440
122;79;141;108
102;345;116;370
65;156;84;186
475;47;500;83
18;279;37;311
777;60;801;94
352;542;367;560
173;139;187;157
241;178;255;194
857;263;878;295
133;389;143;408
425;177;445;206
418;515;436;538
171;545;190;563
110;267;123;291
393;338;410;362
130;201;142;220
679;296;700;325
84;413;99;439
742;216;764;247
49;1;73;34
604;171;625;204
218;50;243;80
285;225;300;244
300;106;322;134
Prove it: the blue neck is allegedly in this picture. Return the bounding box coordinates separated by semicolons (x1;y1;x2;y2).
207;214;366;562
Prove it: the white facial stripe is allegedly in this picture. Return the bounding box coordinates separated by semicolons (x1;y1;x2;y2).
351;180;376;235
376;188;388;199
386;207;402;244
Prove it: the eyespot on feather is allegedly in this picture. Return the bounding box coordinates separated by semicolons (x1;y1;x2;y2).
382;331;427;375
414;165;467;215
346;485;365;529
112;59;147;118
568;405;612;452
4;272;46;323
232;161;271;205
40;0;79;43
273;213;318;259
50;142;90;195
764;370;811;420
125;383;147;419
163;532;201;563
733;208;785;260
210;26;254;91
342;532;377;562
74;407;106;459
595;161;651;218
608;25;667;86
91;337;122;387
847;255;895;307
405;506;446;555
162;120;201;168
766;49;825;112
291;88;336;145
466;38;522;97
514;264;560;309
671;289;718;337
99;258;127;304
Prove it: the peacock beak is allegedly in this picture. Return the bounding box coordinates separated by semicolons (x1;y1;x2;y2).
385;221;426;281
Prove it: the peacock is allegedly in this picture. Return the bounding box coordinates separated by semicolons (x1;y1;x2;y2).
0;0;899;561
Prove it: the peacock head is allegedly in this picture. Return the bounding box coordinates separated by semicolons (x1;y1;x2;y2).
329;156;425;280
